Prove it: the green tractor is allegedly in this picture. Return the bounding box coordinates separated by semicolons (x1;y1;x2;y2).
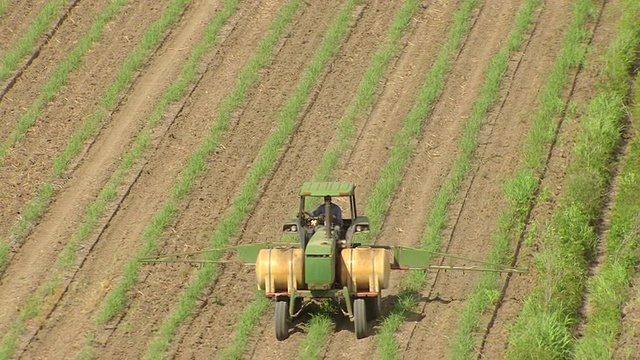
253;181;385;340
142;181;521;340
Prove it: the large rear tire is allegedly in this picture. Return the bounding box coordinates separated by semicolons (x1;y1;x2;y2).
275;300;290;341
354;298;367;339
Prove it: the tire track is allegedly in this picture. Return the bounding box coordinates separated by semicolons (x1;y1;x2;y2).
479;1;609;357
416;0;604;358
0;0;174;333
379;0;554;358
0;1;50;55
321;0;471;358
14;2;245;357
0;0;81;103
16;0;275;357
168;3;375;358
0;0;172;278
92;1;318;357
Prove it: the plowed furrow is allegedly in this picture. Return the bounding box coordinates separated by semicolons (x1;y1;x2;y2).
93;2;327;358
479;1;609;357
320;0;469;357
0;1;56;56
0;1;51;56
169;3;373;359
15;2;245;357
570;0;628;338
0;0;171;272
385;0;555;358
0;0;80;102
0;0;174;333
15;1;276;358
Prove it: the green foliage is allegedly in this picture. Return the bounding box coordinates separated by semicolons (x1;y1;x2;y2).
362;0;542;357
366;0;480;244
0;0;9;16
0;0;68;82
509;301;574;360
370;0;483;356
0;0;198;357
0;0;129;160
315;0;422;182
573;4;640;354
0;0;132;271
509;0;640;357
299;314;334;360
144;0;369;357
217;293;271;360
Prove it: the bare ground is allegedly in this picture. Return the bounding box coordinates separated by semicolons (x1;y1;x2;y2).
0;0;170;334
0;0;629;358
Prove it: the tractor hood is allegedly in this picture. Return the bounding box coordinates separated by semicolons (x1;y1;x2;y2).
305;231;334;256
304;231;336;290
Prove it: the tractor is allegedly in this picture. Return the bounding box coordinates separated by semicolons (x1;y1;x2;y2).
142;181;522;340
253;181;385;339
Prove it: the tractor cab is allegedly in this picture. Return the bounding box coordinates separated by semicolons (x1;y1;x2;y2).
282;181;370;250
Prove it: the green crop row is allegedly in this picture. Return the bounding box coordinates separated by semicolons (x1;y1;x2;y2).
73;0;245;354
406;0;541;358
141;1;304;358
144;2;357;359
0;0;9;17
314;0;420;183
214;0;425;353
576;84;640;357
563;1;640;358
0;0;69;83
505;0;638;358
375;0;540;356
301;0;422;355
364;0;479;245
368;0;481;357
0;0;130;271
299;313;334;359
0;0;123;160
0;1;193;358
599;71;640;359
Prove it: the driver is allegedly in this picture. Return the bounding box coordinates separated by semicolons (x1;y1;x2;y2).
307;195;342;226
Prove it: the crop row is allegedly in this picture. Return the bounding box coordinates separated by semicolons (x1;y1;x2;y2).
1;0;635;358
0;0;71;87
299;0;423;356
510;0;640;357
0;0;131;275
401;0;542;358
0;0;192;358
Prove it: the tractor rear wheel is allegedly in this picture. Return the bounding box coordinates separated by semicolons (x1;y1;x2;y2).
365;293;381;320
275;300;290;340
354;298;367;339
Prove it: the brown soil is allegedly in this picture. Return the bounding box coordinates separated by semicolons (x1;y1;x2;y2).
0;0;169;334
480;0;620;357
322;0;467;357
99;1;344;358
617;282;640;359
0;0;629;358
0;0;54;57
385;0;539;358
171;2;392;358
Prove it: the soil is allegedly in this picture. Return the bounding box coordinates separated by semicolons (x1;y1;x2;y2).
0;0;632;358
0;0;55;57
0;0;170;334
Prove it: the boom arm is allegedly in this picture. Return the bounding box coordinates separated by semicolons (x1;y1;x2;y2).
371;246;524;274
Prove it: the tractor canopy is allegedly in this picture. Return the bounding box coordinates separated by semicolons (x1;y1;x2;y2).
299;182;355;197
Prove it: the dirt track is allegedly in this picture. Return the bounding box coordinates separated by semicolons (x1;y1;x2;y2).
0;0;633;358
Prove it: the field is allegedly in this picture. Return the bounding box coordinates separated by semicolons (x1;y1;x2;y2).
0;0;639;359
